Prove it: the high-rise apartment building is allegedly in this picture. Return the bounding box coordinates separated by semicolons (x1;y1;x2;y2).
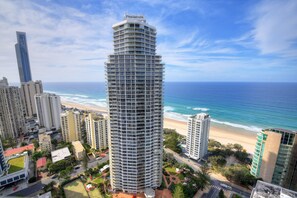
61;110;82;142
106;15;164;193
186;113;210;160
85;113;108;150
0;77;25;138
0;140;8;176
15;31;32;83
39;132;52;151
20;80;43;118
251;128;297;191
35;93;61;130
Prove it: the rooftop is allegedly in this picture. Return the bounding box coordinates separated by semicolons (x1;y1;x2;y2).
264;128;297;134
72;141;84;152
251;180;297;198
51;147;71;163
4;144;34;157
7;156;25;174
36;157;47;169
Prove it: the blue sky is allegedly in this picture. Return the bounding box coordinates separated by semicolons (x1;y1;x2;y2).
0;0;296;82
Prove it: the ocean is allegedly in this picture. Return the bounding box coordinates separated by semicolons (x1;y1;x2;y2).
43;82;297;133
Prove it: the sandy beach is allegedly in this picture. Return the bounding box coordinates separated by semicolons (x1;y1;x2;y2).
62;100;257;154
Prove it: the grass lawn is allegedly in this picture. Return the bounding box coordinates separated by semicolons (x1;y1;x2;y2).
64;179;88;198
92;177;104;185
165;166;176;174
88;188;103;198
8;156;25;174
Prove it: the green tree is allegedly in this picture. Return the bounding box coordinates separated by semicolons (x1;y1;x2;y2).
209;156;226;170
233;144;243;152
51;139;58;147
82;153;88;170
219;189;225;198
21;142;28;146
173;185;185;198
196;168;211;191
208;139;222;150
32;139;39;149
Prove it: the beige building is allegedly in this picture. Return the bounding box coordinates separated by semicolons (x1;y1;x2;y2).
251;128;297;191
72;141;85;160
61;110;81;142
20;80;43;118
85;113;108;150
39;132;52;151
0;77;26;138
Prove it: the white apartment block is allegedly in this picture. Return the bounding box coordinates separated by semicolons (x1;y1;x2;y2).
0;77;25;138
106;15;164;193
20;80;43;118
61;110;81;142
39;132;52;151
35;93;61;130
186;113;210;160
85;113;108;150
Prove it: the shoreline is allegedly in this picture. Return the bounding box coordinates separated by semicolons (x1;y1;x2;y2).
62;100;257;154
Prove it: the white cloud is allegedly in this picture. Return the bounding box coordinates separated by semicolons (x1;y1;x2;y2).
251;0;297;57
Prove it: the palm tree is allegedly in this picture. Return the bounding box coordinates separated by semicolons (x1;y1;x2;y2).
197;164;211;191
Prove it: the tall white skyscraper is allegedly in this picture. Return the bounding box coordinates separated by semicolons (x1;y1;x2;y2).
35;93;61;130
106;15;164;193
186;113;210;160
85;113;108;150
61;110;82;142
20;80;43;118
0;77;26;138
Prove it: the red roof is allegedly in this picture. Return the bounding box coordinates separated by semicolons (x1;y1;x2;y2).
37;157;47;168
4;144;34;157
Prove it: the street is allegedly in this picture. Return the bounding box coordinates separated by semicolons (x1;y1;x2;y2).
164;148;251;198
8;181;44;197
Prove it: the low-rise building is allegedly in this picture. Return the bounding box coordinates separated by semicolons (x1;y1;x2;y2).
72;141;85;161
36;157;47;170
251;180;297;198
39;132;52;152
0;152;29;188
51;147;71;163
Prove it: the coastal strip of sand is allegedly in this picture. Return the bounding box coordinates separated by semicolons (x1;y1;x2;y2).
62;100;257;154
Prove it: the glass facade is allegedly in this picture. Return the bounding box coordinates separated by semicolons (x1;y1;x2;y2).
15;31;32;82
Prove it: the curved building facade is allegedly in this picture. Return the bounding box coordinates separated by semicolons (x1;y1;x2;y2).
106;15;164;193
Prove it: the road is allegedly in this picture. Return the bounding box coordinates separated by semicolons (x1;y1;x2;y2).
164;148;251;198
8;181;44;197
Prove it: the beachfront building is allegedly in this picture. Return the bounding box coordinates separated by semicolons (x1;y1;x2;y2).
85;113;108;150
72;141;85;160
186;113;210;160
15;31;32;83
0;77;26;138
39;132;52;151
251;128;297;191
35;93;61;130
251;180;297;198
20;80;43;118
61;110;82;142
106;15;164;193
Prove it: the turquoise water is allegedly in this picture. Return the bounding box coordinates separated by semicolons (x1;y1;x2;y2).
43;82;297;133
